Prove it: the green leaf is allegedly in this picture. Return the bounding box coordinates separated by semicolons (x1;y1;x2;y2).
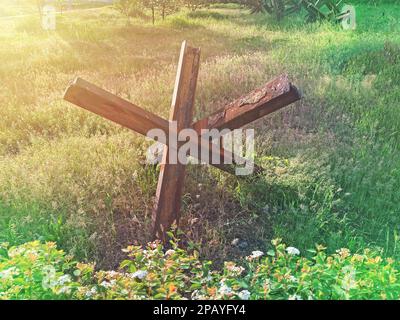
267;250;275;257
73;269;81;277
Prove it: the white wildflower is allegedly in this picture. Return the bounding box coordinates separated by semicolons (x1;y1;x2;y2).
226;263;245;275
101;279;116;288
58;286;71;295
341;266;357;291
288;275;298;283
42;266;57;289
191;290;206;300
342;275;357;291
218;284;232;296
250;250;264;259
191;290;199;299
165;249;175;256
286;247;300;255
85;287;97;298
57;275;71;285
238;290;251;300
8;247;26;258
106;270;120;277
131;270;148;280
0;267;18;280
100;281;112;288
288;294;302;300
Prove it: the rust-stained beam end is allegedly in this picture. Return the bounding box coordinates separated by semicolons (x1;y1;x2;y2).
63;77;87;102
192;74;302;133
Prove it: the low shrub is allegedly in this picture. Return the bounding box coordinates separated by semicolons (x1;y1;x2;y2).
0;241;79;299
1;237;400;300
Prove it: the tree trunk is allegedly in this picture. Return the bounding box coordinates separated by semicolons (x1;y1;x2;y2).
36;0;43;16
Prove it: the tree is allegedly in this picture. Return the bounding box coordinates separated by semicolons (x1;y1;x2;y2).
36;0;45;15
141;0;158;24
35;0;70;16
183;0;209;12
243;0;301;21
115;0;144;24
264;0;286;21
116;0;180;26
159;0;179;20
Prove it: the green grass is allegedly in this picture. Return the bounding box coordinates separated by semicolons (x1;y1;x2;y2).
0;2;399;268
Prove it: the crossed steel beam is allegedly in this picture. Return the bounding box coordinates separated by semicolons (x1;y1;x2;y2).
63;41;301;240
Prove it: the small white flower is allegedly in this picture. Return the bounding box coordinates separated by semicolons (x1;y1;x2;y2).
57;275;71;285
100;281;113;288
58;286;71;295
288;275;298;283
250;250;264;259
218;284;232;296
233;266;245;275
191;290;206;300
165;249;175;256
226;263;245;275
238;290;251;300
131;270;148;280
8;247;26;258
107;270;120;277
191;290;199;299
286;247;300;255
341;266;357;291
42;266;57;289
203;273;213;282
288;294;302;300
85;287;97;298
0;267;18;280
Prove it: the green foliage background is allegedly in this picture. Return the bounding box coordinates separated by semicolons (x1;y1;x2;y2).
0;1;399;299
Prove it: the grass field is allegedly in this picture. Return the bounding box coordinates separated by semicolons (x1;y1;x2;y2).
0;1;399;271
